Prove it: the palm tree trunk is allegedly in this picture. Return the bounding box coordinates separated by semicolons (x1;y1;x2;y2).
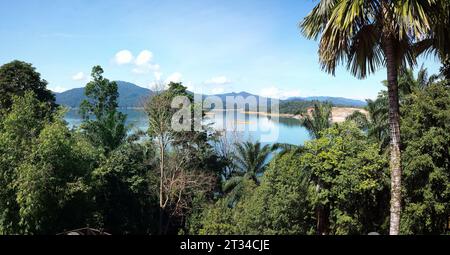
384;38;402;235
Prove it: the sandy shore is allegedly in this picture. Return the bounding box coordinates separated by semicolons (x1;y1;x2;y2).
331;107;368;123
243;107;368;123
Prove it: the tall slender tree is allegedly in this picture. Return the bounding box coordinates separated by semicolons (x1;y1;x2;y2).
146;86;173;234
146;82;218;234
300;0;444;235
79;66;127;153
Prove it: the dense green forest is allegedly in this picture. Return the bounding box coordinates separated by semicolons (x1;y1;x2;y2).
277;98;366;115
0;58;449;235
1;0;450;235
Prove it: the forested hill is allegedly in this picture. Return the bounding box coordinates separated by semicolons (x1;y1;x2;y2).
54;81;367;109
54;81;153;108
287;96;367;107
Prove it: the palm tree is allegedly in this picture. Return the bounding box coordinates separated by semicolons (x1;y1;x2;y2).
367;95;390;147
223;141;273;206
389;64;439;95
300;0;445;234
345;110;370;130
349;65;441;150
271;142;305;157
300;102;332;139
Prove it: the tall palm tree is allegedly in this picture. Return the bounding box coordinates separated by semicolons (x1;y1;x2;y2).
223;141;273;206
300;0;445;234
300;102;332;139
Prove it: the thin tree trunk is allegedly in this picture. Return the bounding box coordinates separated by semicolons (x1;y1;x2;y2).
384;38;402;235
159;140;165;235
315;181;329;235
316;205;330;235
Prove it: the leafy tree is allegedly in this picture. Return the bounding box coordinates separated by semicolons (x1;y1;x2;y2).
192;197;239;235
79;66;127;153
233;151;314;235
400;83;450;234
91;142;158;235
0;60;56;114
300;122;388;234
0;92;52;234
146;83;181;234
195;148;337;235
15;115;99;234
191;179;257;235
300;0;445;234
146;82;219;234
299;102;332;139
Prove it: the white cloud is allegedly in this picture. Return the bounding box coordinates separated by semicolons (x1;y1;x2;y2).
72;72;86;81
154;71;163;81
114;50;134;65
260;86;301;99
132;50;160;74
113;49;162;76
135;50;153;66
205;76;231;85
165;72;183;84
50;86;68;93
211;87;225;94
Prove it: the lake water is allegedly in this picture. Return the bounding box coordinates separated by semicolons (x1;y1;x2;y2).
65;109;310;146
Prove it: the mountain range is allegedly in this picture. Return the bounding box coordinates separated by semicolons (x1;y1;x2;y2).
54;81;367;108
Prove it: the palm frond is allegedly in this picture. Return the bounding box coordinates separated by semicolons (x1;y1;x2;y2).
300;102;332;139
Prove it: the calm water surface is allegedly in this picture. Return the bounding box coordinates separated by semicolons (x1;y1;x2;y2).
64;109;310;145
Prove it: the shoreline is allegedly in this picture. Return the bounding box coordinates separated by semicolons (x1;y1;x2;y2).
67;106;368;123
243;111;300;119
243;107;368;123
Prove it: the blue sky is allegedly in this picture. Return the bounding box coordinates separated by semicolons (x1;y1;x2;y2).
0;0;442;100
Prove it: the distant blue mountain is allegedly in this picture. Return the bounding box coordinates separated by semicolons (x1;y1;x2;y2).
212;93;367;108
54;81;367;108
55;81;153;108
213;91;255;99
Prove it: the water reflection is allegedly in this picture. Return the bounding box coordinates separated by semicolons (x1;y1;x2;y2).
64;109;309;145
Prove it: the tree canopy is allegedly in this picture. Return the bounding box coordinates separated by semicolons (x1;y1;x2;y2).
0;60;56;115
